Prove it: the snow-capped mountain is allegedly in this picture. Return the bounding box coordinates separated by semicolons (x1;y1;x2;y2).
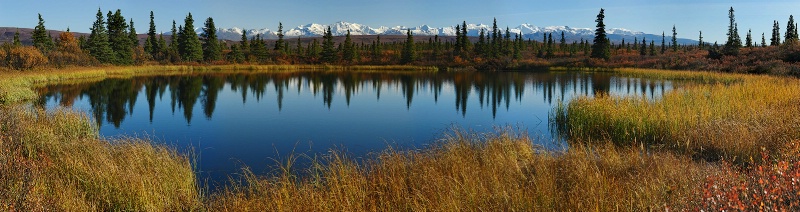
204;21;696;44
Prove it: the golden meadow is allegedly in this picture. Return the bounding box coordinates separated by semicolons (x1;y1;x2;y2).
1;66;799;211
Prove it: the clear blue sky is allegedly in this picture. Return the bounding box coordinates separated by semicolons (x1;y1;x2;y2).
2;0;799;43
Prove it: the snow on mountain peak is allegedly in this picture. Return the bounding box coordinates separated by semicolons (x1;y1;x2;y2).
211;21;666;43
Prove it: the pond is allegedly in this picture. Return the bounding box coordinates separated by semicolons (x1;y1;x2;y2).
37;70;674;187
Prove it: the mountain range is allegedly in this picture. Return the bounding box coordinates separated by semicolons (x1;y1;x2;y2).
0;21;699;45
205;21;698;45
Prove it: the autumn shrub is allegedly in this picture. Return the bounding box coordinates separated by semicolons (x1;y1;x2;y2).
3;46;48;70
698;153;800;211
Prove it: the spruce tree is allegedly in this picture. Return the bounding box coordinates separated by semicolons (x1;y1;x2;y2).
401;29;416;64
476;28;486;56
146;11;158;59
772;20;781;46
639;37;646;56
723;7;740;55
745;29;753;48
87;8;113;63
178;13;203;62
786;15;798;44
671;25;678;52
649;40;656;56
699;31;704;48
275;22;285;52
454;25;462;55
591;8;610;59
32;13;54;52
321;26;337;63
107;10;133;64
309;38;321;59
761;33;767;47
201;17;221;61
342;30;355;63
559;31;566;50
12;30;21;46
661;32;666;54
461;21;471;53
129;19;138;47
239;29;249;53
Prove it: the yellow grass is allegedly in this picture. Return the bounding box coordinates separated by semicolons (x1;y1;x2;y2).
208;128;713;211
553;68;800;162
0;106;201;211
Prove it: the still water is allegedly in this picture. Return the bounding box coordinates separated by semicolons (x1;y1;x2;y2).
38;70;673;186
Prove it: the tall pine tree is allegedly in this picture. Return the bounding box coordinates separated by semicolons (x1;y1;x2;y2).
342;30;355;63
786;15;798;44
201;17;221;61
745;29;753;48
107;10;133;64
591;8;610;59
671;25;678;52
32;13;54;52
321;26;337;63
723;7;740;55
178;13;203;62
274;22;285;52
772;20;781;46
401;29;416;64
146;11;159;59
87;8;113;63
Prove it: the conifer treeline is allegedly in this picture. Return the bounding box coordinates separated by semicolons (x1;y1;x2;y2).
4;7;800;73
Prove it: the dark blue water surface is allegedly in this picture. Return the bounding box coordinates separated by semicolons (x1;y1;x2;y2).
37;70;673;187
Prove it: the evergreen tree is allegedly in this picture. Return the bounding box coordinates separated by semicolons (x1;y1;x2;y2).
32;13;54;52
454;25;462;55
342;30;355;63
401;29;416;64
671;25;678;52
661;32;666;54
491;18;499;58
649;40;656;56
274;22;285;52
146;11;158;59
699;31;704;48
12;30;21;46
87;8;113;63
513;33;522;59
640;37;646;56
157;33;167;59
723;7;740;55
461;21;471;53
786;15;798;44
476;29;486;56
372;36;381;62
178;13;203;62
170;20;178;51
239;29;249;53
761;33;767;47
321;26;337;63
308;39;321;59
201;17;221;61
107;10;134;64
559;31;566;50
591;8;610;59
745;29;753;48
129;19;138;47
295;37;303;56
772;20;781;46
546;33;554;58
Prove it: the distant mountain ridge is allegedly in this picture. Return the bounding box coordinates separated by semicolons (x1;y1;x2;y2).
1;21;698;45
203;21;697;45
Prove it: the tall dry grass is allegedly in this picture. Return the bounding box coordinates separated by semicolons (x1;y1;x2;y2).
553;69;800;162
0;106;201;211
208;128;712;211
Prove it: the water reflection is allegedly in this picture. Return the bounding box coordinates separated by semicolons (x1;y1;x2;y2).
37;70;675;189
38;71;670;128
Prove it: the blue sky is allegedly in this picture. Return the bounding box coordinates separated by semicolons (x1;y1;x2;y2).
2;0;799;43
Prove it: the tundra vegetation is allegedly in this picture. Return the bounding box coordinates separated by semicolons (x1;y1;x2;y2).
1;6;800;211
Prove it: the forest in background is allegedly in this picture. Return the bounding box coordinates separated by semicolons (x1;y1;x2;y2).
3;7;800;75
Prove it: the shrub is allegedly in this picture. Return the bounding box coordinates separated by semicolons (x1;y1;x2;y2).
4;46;48;70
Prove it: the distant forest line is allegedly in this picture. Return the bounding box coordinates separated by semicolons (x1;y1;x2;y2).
2;7;800;75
